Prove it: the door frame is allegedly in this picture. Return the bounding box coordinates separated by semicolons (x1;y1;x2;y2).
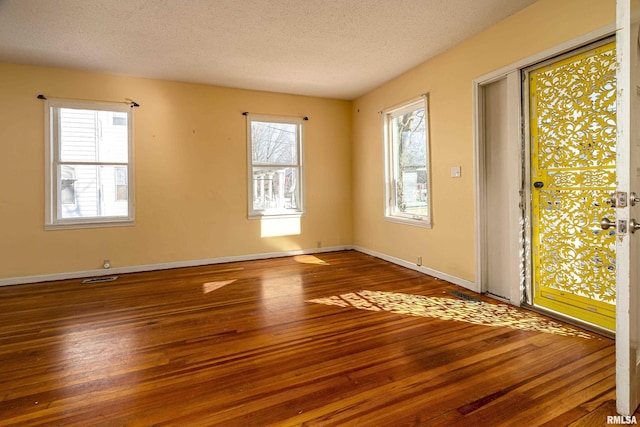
473;23;615;305
474;72;522;304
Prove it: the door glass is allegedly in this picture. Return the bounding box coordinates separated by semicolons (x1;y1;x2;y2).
530;41;617;331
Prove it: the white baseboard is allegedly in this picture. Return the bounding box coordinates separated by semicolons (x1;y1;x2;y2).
0;245;476;291
352;246;478;292
0;245;351;287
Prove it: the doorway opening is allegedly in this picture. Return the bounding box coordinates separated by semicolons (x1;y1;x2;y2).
475;35;617;334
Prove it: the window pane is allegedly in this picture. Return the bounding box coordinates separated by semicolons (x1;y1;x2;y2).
252;166;299;211
59;108;128;163
396;169;429;216
251;121;298;165
58;165;129;219
60;165;76;205
115;166;128;201
60;180;76;205
112;112;127;126
392;108;428;215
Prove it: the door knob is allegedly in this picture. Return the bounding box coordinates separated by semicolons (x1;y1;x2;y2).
600;217;616;230
630;219;640;233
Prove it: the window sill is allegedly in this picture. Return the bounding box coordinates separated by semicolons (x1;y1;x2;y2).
45;219;135;231
384;216;432;229
249;211;305;220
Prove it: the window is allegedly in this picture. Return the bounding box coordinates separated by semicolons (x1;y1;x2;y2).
247;114;304;218
383;95;432;227
45;99;134;229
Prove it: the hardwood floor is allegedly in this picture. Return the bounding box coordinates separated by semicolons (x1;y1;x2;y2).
0;250;634;426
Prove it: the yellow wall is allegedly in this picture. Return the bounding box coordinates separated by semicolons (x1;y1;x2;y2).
0;64;352;278
351;0;615;281
0;0;617;283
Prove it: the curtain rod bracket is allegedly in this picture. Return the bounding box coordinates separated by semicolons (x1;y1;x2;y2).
125;98;140;108
242;111;307;120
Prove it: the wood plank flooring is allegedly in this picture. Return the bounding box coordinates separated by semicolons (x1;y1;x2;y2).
0;250;634;426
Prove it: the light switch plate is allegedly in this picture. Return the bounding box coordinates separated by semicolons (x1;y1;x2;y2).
451;166;461;178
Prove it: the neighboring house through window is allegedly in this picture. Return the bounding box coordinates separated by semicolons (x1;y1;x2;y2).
246;114;304;218
60;165;76;205
45;99;134;229
115;166;128;201
383;95;432;227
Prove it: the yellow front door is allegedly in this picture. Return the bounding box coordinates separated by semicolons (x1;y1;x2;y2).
529;41;617;331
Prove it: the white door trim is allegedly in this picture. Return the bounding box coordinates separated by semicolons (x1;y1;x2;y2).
474;72;522;304
615;0;640;415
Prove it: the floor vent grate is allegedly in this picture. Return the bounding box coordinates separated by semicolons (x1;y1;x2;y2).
82;276;118;284
446;290;483;303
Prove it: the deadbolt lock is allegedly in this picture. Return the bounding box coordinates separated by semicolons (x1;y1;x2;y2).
610;191;640;207
613;192;628;208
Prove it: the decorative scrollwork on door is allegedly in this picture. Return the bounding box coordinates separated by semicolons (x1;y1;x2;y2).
536;189;616;302
530;41;616;326
532;46;616;170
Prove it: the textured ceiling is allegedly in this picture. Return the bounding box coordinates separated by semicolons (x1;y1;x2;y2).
0;0;537;99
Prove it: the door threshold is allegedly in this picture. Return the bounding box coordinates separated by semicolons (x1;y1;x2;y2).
484;292;510;303
521;302;614;339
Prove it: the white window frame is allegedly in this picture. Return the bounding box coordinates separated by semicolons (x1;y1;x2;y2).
383;95;432;228
44;98;135;229
246;114;305;219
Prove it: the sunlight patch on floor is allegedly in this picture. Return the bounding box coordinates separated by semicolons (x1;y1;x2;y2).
293;255;329;265
203;280;236;294
307;290;592;339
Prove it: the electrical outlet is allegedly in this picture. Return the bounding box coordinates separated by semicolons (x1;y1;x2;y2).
317;241;322;248
417;256;422;266
103;259;111;269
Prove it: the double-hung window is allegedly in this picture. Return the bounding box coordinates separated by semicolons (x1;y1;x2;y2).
45;99;134;229
247;114;304;218
383;95;432;227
